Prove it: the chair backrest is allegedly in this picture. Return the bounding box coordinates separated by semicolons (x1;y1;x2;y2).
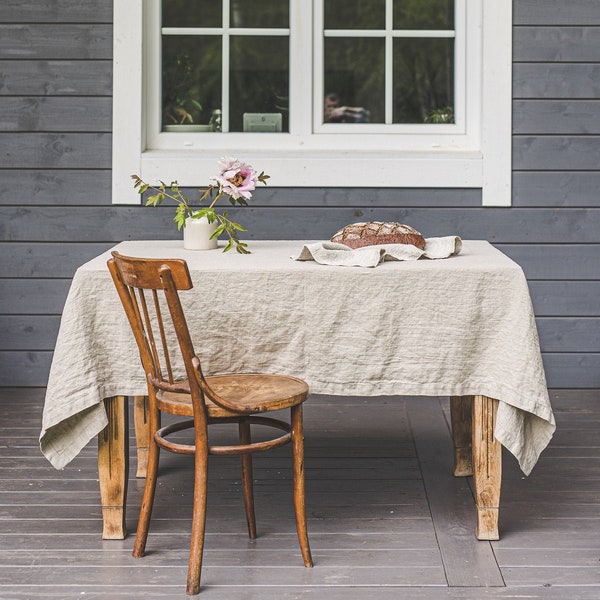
108;251;199;395
108;251;247;414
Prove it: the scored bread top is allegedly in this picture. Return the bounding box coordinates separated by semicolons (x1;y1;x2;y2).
330;221;426;250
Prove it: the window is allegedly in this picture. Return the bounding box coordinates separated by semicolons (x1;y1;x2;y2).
113;1;512;205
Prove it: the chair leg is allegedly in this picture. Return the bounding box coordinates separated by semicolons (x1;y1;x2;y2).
132;429;159;558
239;419;257;539
290;404;313;568
187;444;209;595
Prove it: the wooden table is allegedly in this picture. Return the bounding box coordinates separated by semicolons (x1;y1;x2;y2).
41;240;554;544
100;393;501;540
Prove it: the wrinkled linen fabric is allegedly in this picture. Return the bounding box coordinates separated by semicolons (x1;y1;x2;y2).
41;240;555;475
294;236;463;267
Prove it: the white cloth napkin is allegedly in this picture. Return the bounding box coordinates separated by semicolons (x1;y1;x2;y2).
294;236;462;267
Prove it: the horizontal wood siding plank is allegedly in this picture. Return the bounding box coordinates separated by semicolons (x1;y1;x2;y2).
537;318;600;352
0;133;111;168
0;25;112;60
0;97;111;132
0;316;59;350
0;169;111;205
1;181;481;207
513;100;600;134
0;1;112;23
513;136;600;170
512;172;600;207
0;60;112;96
513;27;600;62
513;64;600;99
0;243;113;277
543;354;600;388
514;0;600;25
496;244;600;280
1;207;599;244
529;281;600;316
0;351;52;387
0;279;70;314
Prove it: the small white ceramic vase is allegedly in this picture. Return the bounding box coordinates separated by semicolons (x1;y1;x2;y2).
183;216;218;250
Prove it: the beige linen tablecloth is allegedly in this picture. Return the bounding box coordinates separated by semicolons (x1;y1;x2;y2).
41;240;555;475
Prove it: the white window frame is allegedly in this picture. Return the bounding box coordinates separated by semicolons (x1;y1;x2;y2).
112;0;512;206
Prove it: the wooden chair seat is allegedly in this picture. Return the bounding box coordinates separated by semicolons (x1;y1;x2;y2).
156;373;309;418
108;252;313;595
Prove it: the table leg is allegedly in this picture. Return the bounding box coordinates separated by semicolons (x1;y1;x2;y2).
472;395;501;540
98;395;129;539
450;396;473;476
133;395;149;478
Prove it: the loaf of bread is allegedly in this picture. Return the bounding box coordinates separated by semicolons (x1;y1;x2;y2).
330;221;426;250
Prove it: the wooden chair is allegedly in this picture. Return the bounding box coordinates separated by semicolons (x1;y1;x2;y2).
107;252;313;595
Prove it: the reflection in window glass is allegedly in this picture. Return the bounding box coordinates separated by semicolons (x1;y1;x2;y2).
229;36;289;132
162;0;222;28
324;0;385;30
162;36;222;129
393;38;454;123
324;38;384;123
393;0;454;30
230;0;289;28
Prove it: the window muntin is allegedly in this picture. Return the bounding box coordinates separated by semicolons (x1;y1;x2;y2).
160;0;290;133
316;0;459;131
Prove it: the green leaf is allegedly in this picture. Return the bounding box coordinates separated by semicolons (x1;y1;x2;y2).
146;193;163;206
193;208;214;221
174;213;186;231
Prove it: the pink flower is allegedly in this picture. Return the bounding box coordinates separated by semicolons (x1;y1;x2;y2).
211;156;258;200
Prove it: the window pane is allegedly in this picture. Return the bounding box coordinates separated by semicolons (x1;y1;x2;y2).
229;36;289;133
162;36;222;129
162;0;222;28
324;0;385;30
393;38;454;123
393;0;454;30
324;38;384;124
230;0;289;28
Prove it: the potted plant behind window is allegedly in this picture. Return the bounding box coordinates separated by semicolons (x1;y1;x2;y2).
131;157;269;253
162;51;209;131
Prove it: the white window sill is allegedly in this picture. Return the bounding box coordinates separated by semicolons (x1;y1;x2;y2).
130;148;484;193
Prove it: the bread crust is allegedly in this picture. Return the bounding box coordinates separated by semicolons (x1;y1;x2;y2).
330;221;426;250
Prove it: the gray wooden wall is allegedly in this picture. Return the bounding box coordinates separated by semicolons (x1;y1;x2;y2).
1;0;599;388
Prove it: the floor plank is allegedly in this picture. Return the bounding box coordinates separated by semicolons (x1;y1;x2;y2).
409;397;505;587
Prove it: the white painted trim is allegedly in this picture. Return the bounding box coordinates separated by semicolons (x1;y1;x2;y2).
112;0;512;205
112;0;144;205
481;0;512;207
140;150;483;189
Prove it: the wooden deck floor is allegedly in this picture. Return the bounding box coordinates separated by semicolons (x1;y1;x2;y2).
1;388;599;599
